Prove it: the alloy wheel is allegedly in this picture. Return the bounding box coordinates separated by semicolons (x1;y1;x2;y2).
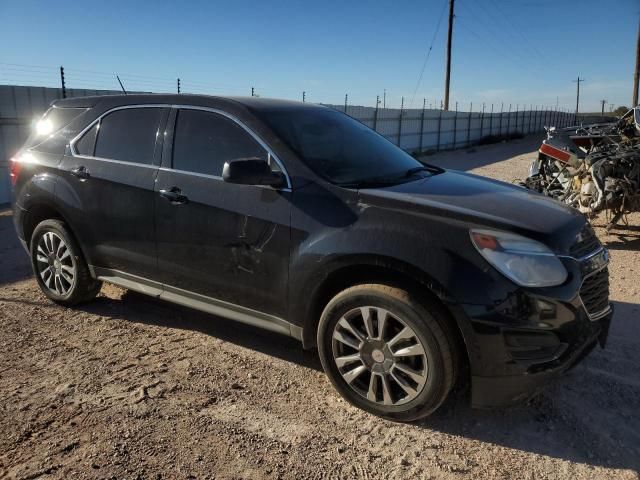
331;306;429;406
35;231;76;296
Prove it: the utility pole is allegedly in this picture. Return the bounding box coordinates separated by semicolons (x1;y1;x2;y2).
633;17;640;106
344;93;348;113
60;66;66;99
573;76;585;123
251;87;255;97
443;0;455;111
383;89;386;108
600;99;607;115
177;78;181;94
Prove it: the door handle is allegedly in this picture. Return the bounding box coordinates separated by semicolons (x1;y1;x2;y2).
159;187;188;205
70;166;90;180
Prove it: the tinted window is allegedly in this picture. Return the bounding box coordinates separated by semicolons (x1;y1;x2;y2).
94;108;163;164
75;123;98;156
25;107;85;147
254;108;423;185
172;109;267;176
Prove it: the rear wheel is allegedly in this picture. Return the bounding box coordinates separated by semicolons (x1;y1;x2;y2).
30;219;102;306
317;284;457;421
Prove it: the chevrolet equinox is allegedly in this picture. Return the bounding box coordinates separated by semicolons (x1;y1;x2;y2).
10;95;613;421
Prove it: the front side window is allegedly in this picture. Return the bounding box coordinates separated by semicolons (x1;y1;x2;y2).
94;108;163;164
172;109;268;176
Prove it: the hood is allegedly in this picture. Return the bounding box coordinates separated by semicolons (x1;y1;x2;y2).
357;170;587;252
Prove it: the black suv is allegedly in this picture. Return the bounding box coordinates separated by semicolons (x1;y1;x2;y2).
10;95;612;421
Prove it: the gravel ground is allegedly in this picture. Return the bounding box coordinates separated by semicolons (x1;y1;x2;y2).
1;135;638;479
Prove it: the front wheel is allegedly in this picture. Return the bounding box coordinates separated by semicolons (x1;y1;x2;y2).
30;219;102;306
317;284;457;422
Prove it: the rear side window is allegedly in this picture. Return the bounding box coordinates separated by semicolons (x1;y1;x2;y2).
94;108;163;164
172;109;268;176
74;123;98;156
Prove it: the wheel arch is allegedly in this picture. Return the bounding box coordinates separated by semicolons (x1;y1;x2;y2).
21;201;94;276
300;255;471;374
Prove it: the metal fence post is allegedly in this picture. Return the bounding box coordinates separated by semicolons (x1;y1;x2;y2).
397;96;404;147
373;95;379;132
507;104;512;134
344;94;348;113
419;98;426;152
453;102;458;149
437;105;443;151
60;66;66;99
466;102;472;146
499;103;504;135
528;105;533;133
480;103;485;138
515;104;519;132
489;103;494;135
177;78;181;94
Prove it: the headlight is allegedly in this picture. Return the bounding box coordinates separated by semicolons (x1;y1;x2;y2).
470;229;567;287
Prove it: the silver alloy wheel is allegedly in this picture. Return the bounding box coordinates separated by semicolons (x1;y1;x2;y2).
35;231;76;296
331;306;429;406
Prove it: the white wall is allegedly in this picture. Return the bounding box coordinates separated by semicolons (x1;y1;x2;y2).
0;84;571;204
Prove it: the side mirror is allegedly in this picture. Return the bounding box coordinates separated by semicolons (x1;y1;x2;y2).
222;159;286;188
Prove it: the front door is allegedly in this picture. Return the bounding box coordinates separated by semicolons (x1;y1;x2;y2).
154;107;291;318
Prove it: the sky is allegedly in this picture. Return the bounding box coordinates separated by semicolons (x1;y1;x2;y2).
0;0;638;112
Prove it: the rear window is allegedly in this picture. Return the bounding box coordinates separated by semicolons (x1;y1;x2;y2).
25;106;86;147
94;108;163;164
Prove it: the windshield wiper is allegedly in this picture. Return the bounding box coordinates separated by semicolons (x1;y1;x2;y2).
404;164;445;177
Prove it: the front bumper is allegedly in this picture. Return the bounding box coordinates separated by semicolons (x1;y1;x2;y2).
471;310;612;408
445;243;613;409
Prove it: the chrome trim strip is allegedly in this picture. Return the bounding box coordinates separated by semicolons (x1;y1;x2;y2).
558;245;606;262
69;103;292;190
70;154;160;169
93;267;297;338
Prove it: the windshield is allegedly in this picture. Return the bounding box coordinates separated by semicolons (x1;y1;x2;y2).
255;107;425;186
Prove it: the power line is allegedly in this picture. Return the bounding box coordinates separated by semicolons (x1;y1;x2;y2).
409;0;448;109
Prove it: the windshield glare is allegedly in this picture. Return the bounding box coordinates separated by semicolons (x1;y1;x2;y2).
256;108;423;185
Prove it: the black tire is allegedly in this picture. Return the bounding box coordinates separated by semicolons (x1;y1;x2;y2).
30;219;102;306
317;284;457;422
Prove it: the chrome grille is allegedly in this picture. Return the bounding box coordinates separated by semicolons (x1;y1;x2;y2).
580;268;610;319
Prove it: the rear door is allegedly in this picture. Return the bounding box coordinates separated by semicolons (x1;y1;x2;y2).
154;107;291;318
59;105;168;280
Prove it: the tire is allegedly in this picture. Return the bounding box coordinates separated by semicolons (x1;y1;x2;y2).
30;219;102;306
317;284;457;422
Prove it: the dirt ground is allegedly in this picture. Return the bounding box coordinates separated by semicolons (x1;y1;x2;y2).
1;135;639;480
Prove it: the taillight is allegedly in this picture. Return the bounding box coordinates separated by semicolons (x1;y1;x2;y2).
9;156;21;186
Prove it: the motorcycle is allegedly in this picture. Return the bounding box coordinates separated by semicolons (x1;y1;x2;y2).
520;107;640;229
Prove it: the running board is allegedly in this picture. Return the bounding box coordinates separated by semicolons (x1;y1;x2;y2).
93;267;302;340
